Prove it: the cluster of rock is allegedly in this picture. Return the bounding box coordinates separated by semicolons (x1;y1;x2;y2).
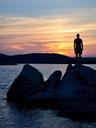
7;64;62;103
7;64;96;112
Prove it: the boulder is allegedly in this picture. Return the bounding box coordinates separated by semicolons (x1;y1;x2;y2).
7;64;44;102
56;64;96;115
57;64;96;100
44;70;62;89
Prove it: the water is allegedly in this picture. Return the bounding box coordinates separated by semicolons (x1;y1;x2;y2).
0;64;96;128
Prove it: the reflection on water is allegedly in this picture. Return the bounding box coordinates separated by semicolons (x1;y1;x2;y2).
0;64;96;128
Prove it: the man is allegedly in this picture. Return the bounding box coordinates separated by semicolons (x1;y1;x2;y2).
74;34;83;58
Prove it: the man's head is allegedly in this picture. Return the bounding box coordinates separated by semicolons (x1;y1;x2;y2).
76;34;80;38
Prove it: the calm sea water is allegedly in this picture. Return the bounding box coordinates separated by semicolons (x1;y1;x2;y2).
0;64;96;128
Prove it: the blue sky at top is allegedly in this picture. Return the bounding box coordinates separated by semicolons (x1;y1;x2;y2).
0;0;96;17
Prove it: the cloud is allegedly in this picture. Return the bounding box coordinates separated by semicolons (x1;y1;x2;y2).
0;14;96;56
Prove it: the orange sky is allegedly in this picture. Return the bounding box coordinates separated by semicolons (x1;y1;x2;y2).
0;15;96;57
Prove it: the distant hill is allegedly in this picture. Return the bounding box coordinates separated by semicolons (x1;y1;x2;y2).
0;53;71;64
0;53;96;65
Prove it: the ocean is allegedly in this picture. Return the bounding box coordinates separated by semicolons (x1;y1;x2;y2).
0;64;96;128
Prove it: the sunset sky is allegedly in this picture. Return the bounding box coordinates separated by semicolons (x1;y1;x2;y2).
0;0;96;57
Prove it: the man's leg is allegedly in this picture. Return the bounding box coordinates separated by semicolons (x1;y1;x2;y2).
76;53;78;58
79;53;81;58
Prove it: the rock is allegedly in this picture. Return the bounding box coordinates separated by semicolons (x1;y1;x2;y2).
56;64;96;115
23;70;62;102
7;63;96;113
65;64;96;88
57;64;96;100
7;65;62;103
7;64;44;102
44;70;62;89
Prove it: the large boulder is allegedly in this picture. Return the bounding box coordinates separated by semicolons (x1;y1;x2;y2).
57;64;96;115
57;64;96;101
7;64;44;102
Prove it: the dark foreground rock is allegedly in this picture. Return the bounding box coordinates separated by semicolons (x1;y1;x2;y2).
58;64;96;100
7;64;44;102
57;64;96;118
7;64;62;104
7;64;96;117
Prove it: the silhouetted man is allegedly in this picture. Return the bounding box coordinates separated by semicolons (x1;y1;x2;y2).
74;34;83;58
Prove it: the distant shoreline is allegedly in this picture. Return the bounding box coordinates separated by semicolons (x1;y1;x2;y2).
0;53;96;65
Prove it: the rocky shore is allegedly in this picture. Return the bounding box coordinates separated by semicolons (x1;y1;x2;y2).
7;64;96;120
